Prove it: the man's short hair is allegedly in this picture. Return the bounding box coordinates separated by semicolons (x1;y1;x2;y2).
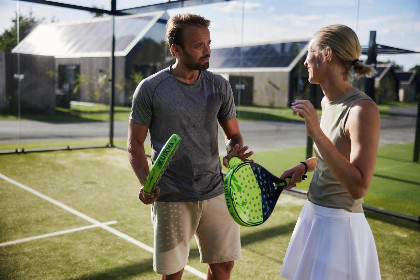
166;13;210;56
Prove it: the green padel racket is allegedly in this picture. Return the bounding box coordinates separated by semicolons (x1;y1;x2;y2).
143;134;181;194
224;157;306;227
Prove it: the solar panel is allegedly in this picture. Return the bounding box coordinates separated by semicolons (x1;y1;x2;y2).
211;41;308;68
13;13;162;57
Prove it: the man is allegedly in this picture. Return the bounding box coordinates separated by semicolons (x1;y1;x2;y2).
127;13;252;280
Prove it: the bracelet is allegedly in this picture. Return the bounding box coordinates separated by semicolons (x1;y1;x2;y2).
300;161;308;174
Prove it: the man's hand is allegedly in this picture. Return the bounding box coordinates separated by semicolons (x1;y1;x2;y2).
138;187;160;204
223;144;253;168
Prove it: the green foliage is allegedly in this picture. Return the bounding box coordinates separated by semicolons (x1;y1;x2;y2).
125;70;144;101
377;59;404;70
70;69;143;105
89;6;106;17
131;70;144;86
0;11;42;51
409;65;420;73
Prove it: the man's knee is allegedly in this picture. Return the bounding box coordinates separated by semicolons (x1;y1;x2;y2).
161;268;184;280
218;261;234;272
208;261;235;279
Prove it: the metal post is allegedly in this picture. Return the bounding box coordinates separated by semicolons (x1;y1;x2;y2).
109;0;116;147
237;0;245;118
365;31;377;101
305;84;317;159
15;1;23;150
413;95;420;162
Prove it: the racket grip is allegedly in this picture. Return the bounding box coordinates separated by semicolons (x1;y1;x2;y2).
284;176;305;185
228;157;243;167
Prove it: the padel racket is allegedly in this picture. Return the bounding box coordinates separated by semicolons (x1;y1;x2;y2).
224;157;305;227
143;134;181;194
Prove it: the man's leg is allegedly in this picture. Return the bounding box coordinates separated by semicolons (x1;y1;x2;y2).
196;195;240;280
162;269;184;280
152;202;200;277
207;261;234;280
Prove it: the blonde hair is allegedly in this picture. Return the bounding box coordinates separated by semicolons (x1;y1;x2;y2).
314;24;375;79
166;13;210;57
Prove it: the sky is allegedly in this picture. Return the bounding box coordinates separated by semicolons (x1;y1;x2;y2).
1;0;419;71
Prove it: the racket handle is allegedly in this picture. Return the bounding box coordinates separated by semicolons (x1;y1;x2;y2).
228;157;243;168
284;175;306;186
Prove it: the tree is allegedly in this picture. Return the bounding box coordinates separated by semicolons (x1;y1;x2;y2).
0;11;42;51
409;65;420;73
89;6;105;18
377;59;404;70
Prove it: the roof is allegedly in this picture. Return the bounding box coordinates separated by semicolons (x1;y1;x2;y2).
361;44;420;55
209;40;309;72
375;64;396;80
13;11;167;58
395;71;419;84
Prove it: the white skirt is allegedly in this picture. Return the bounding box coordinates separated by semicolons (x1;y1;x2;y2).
280;200;381;280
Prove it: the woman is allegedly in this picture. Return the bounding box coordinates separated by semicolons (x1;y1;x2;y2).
279;24;381;280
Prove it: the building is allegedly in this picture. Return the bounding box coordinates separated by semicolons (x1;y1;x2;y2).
395;70;420;102
209;40;324;108
373;64;400;103
5;11;171;113
0;52;55;114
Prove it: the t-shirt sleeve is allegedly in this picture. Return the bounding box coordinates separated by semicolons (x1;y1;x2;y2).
129;79;153;126
217;79;236;122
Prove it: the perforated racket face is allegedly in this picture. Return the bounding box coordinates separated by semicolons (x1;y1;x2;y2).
143;134;181;194
224;162;281;226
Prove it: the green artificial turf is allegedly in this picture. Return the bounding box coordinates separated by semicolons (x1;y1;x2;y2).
0;147;418;279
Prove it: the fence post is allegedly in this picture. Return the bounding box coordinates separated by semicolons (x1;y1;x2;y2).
108;0;116;147
365;31;377;102
305;84;317;159
414;95;420;162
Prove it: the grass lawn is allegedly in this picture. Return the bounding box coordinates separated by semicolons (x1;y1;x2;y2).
0;146;419;279
221;143;420;218
1;101;412;123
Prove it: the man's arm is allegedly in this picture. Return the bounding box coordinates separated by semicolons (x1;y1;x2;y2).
127;120;159;204
219;117;253;168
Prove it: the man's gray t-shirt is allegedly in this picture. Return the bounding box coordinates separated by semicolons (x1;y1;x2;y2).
130;67;236;202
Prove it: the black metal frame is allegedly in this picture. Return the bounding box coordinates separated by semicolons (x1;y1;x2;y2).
7;0;420;223
11;0;231;151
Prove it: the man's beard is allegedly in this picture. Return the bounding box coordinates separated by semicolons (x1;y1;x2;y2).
181;49;210;71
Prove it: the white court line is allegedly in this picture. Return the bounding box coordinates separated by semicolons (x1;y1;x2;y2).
0;221;117;247
0;173;207;279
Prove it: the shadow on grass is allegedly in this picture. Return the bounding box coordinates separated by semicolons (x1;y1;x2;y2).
74;258;153;280
238;221;296;263
376;155;417;164
21;109;105;124
373;173;420;186
236;110;303;123
241;221;296;247
365;210;420;232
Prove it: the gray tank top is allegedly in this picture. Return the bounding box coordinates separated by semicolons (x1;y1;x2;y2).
308;90;372;213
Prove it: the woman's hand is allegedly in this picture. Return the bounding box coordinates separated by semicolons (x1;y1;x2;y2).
291;99;323;141
280;163;307;189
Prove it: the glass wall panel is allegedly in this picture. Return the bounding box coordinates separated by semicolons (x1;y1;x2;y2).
0;0;418;219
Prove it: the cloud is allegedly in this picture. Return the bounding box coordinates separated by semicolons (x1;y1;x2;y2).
218;1;261;13
0;6;18;33
304;0;358;7
273;14;323;26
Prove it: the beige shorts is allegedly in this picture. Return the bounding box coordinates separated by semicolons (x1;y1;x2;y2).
151;194;241;275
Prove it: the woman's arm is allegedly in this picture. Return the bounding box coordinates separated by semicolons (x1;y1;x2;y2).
291;99;380;199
